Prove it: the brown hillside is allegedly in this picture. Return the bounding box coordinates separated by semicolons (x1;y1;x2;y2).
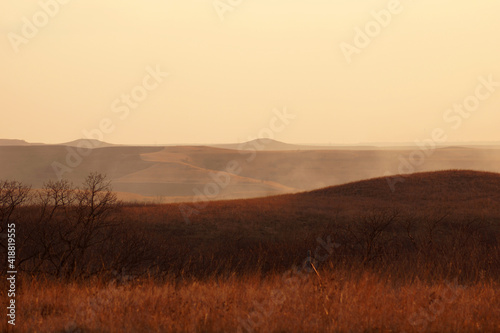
303;169;500;203
150;170;500;243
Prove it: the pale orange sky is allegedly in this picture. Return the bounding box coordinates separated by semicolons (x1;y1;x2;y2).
1;0;499;145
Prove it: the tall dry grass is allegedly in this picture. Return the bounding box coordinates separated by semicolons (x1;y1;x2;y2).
8;268;500;332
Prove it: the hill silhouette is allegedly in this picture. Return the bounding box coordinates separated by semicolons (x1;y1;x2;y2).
61;138;115;148
212;139;302;151
302;170;500;203
2;140;500;202
170;170;500;233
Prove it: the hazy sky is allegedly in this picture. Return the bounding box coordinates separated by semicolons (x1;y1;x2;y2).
1;0;499;145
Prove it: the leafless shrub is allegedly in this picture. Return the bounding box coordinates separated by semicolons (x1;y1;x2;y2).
0;179;31;225
0;180;31;269
402;213;448;256
342;209;399;264
18;173;120;279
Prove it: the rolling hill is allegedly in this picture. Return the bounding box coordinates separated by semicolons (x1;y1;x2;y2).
171;169;500;228
108;169;500;284
1;140;500;202
304;169;500;203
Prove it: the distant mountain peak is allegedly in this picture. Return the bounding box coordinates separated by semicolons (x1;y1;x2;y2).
61;138;115;148
0;139;30;146
239;139;299;151
245;138;283;144
210;139;300;151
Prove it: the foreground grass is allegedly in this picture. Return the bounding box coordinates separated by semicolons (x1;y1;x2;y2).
10;269;500;333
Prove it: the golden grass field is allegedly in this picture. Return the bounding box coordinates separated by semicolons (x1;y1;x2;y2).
1;169;499;332
14;270;499;332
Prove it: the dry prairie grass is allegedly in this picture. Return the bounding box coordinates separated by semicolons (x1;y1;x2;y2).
10;269;500;333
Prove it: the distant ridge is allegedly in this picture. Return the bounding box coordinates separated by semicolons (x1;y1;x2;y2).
1;139;500;202
211;139;299;151
240;139;302;151
0;139;30;146
1;138;499;150
59;139;116;148
211;139;376;151
0;139;45;146
0;138;115;148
